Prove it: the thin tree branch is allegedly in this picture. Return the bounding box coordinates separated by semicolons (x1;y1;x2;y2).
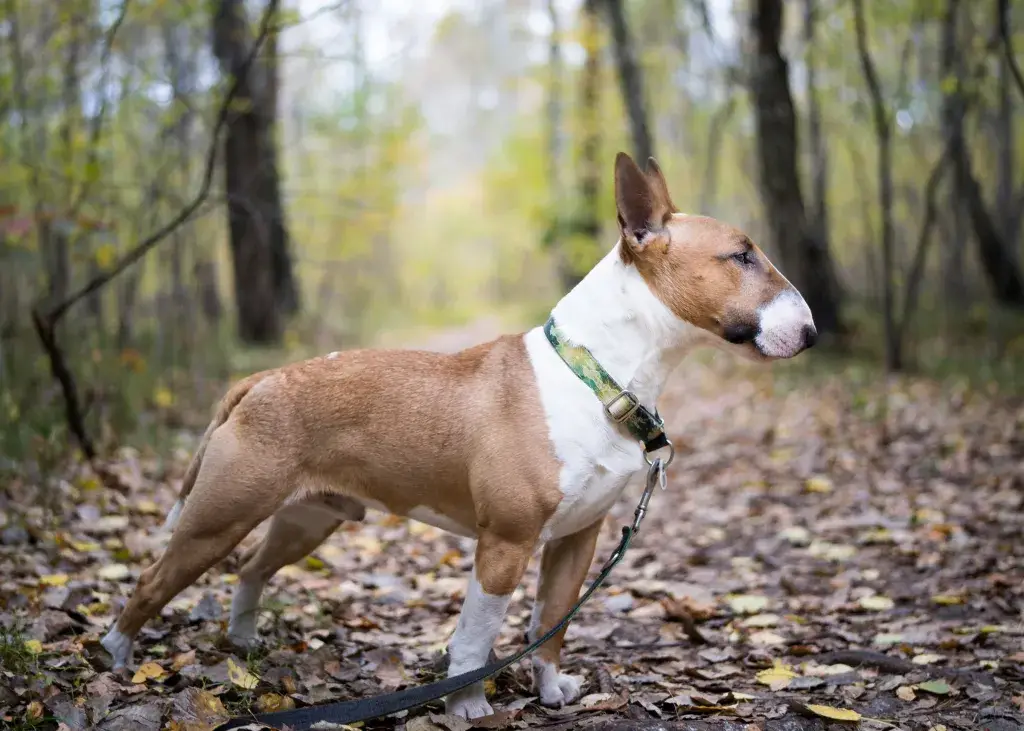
70;0;131;215
895;144;953;351
853;0;898;369
997;0;1024;102
31;0;279;459
42;0;277;325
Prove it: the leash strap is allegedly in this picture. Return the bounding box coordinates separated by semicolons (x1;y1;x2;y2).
543;317;669;453
217;460;666;731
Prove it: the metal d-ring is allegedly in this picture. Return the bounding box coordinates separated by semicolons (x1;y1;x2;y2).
643;438;675;468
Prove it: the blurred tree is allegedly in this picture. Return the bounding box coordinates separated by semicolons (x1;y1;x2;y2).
940;0;1024;307
602;0;654;163
747;0;842;335
213;0;299;344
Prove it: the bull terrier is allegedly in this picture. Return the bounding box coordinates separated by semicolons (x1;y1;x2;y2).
102;152;816;719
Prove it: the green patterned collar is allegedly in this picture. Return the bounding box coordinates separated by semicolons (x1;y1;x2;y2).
543;316;669;454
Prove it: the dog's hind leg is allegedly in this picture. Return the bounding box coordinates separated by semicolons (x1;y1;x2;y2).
102;427;290;669
228;497;364;646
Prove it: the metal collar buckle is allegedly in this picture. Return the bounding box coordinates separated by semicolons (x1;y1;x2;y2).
604;390;640;423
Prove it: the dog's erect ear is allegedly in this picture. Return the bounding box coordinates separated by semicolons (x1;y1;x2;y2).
615;152;672;253
644;157;677;215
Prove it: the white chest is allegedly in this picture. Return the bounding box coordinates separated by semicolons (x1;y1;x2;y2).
523;328;648;541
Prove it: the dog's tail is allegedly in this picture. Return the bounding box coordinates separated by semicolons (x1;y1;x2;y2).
163;372;268;533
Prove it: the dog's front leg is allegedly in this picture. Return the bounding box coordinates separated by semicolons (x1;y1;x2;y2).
526;518;602;707
444;531;533;719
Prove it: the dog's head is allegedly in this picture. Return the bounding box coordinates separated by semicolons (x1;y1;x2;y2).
614;152;816;360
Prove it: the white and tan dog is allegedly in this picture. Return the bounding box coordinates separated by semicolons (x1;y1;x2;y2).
102;153;816;719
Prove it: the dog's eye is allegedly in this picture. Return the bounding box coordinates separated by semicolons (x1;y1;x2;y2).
732;250;753;266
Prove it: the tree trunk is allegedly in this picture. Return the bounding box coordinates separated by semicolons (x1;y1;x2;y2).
747;0;841;334
803;0;830;253
995;38;1021;247
263;20;300;316
853;0;899;371
546;0;564;211
566;0;602;292
602;0;654;163
213;0;298;344
940;0;1024;306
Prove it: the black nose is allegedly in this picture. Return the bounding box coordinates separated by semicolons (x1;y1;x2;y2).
802;324;818;350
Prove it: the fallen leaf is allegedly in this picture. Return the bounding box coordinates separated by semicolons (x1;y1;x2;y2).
779;526;812;545
171;687;229;731
858;594;895;611
912;653;945;665
97;564;131;581
429;713;473;731
131;662;166;684
40;573;70;587
756;662;798;690
24;639;43;654
803;704;861;721
897;685;917;701
749;630;786;646
805;476;833;493
742;612;780;628
916;680;951;695
256;693;296;713
728;594;769;615
226;657;259;690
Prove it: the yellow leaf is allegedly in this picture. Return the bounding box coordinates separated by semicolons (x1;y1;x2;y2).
70;540;101;552
94;243;116;269
227;657;260;690
727;594;769;615
897;685;917;701
859;594;894;611
24;639;43;654
804;704;861;721
805;476;833;493
27;700;44;719
40;573;69;587
303;556;326;571
756;661;798;690
136;500;161;515
257;693;295;713
98;563;131;581
932;593;964;605
154;386;174;408
742;612;780;628
132;661;167;684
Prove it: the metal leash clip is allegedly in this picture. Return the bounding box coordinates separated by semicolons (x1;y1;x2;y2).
631;455;664;533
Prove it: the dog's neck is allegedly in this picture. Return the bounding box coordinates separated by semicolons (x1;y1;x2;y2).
548;242;704;408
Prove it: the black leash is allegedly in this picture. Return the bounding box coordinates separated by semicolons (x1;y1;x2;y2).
217;457;668;731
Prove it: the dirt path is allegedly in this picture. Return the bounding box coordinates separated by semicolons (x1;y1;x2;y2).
2;321;1022;731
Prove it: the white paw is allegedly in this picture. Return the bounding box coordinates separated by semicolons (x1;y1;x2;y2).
537;672;581;708
101;626;134;670
445;685;494;719
226;630;261;650
532;656;581;708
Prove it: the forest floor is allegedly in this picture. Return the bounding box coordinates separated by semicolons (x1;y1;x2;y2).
2;322;1023;731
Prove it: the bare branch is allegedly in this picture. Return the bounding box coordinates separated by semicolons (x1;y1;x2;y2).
895;144;954;351
852;0;898;369
32;0;280;459
997;0;1024;102
70;0;131;215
